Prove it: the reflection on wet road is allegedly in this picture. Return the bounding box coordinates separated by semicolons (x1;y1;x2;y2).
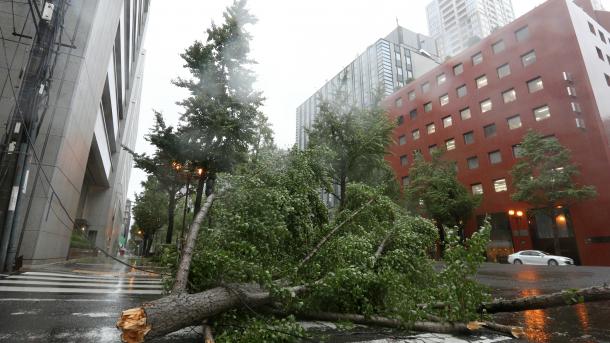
476;263;610;343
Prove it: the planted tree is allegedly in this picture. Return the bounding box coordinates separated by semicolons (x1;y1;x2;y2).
174;0;267;212
125;112;184;244
510;130;596;255
405;151;481;254
307;84;396;208
132;176;168;255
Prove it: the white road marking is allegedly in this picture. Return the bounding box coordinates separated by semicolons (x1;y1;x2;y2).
0;286;162;294
22;271;161;281
0;298;116;302
0;279;163;288
7;275;162;284
71;312;114;318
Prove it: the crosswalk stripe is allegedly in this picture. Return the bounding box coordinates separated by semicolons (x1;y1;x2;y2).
6;275;162;284
0;280;163;288
0;286;163;294
22;271;161;281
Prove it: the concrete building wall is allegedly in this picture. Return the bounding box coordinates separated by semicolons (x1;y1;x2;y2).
0;0;149;267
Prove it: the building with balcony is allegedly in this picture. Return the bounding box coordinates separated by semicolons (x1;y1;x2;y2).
386;0;610;265
0;0;149;269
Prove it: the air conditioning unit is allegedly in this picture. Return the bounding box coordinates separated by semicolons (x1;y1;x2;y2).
42;2;54;21
563;71;573;82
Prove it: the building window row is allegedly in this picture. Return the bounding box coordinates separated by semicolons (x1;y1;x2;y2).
589;21;609;45
471;178;508;195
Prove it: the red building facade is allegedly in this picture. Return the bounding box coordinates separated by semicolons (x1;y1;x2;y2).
385;0;610;265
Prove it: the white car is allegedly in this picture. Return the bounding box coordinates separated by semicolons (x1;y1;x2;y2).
508;250;574;266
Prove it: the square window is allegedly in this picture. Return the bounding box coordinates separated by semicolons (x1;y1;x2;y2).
515;26;529;42
484;123;497;137
454;63;464;75
437;73;446;85
463;131;474;144
457;84;467;98
571;102;581;113
512;144;523;158
472;52;483;65
607;55;610;66
446;138;456;151
424;102;433;112
521;50;536;67
410;109;418;119
589;22;596;34
489;150;502;164
408;91;416;101
427;123;436;134
460;107;471;120
429;144;438;154
567;86;577;97
402;176;410;187
534;105;551;121
527;77;544;93
596;47;604;60
480;99;493;113
400;155;408;166
492;40;505;54
576;117;586;129
507;115;522;130
442;115;453;128
606;73;610;86
395;97;403;107
502;88;517;103
471;183;484;195
467;156;479;169
476;75;488;88
494;178;508;192
440;94;449;106
421;82;430;93
497;63;511;79
600;31;606;43
397;115;404;125
399;135;407;145
412;129;420;140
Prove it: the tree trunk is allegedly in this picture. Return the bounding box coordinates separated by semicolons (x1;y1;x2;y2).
116;283;303;343
480;284;610;313
172;193;216;294
339;175;346;209
193;176;206;215
166;188;177;244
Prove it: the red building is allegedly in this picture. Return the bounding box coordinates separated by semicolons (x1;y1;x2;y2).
385;0;610;265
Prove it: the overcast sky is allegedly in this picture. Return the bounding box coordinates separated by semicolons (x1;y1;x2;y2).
127;0;609;198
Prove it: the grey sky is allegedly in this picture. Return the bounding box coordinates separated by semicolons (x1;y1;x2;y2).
128;0;608;198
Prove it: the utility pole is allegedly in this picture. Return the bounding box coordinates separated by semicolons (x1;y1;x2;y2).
0;1;63;272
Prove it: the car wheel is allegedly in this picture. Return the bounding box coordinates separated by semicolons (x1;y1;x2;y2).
513;259;522;264
548;259;558;266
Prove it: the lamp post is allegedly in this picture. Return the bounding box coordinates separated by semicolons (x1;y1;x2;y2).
508;209;526;248
172;161;206;252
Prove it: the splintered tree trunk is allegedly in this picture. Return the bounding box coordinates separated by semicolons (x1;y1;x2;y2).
172;193;216;294
117;284;299;343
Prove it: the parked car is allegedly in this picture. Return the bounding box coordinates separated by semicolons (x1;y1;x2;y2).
508;250;574;266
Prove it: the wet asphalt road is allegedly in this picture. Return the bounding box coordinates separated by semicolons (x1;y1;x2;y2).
475;263;610;343
0;259;608;342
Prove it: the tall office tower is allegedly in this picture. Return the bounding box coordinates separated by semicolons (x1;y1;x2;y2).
427;0;515;59
0;0;149;270
296;26;440;151
387;0;610;265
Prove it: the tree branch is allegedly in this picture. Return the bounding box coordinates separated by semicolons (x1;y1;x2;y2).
172;193;216;294
296;197;376;270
